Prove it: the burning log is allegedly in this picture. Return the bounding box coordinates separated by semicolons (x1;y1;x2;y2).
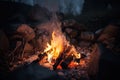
60;55;73;69
53;52;64;70
53;46;80;70
38;52;47;62
53;46;72;70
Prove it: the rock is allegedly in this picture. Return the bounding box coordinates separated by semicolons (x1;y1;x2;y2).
62;19;76;27
98;24;120;49
16;24;35;42
64;28;73;34
69;30;78;38
62;19;87;31
23;42;33;53
80;31;95;41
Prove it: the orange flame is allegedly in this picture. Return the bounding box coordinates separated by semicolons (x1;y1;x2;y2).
43;30;81;67
44;31;64;63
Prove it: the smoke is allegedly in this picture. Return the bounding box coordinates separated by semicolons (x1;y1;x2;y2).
36;0;85;15
34;0;59;12
14;0;85;15
59;0;85;15
15;0;34;6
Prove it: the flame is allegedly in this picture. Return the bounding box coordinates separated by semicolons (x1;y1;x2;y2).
43;30;81;68
35;20;82;69
44;31;64;63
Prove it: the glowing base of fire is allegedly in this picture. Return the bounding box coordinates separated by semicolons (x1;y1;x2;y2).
39;59;86;70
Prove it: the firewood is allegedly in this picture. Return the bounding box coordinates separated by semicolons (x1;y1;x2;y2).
60;55;73;69
53;46;74;70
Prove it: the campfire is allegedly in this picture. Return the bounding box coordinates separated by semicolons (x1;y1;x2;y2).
1;1;120;80
38;23;81;70
33;20;92;79
5;18;94;80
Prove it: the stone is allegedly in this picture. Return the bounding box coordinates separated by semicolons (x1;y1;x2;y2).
16;24;35;42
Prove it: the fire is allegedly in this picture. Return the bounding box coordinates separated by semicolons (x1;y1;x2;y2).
44;31;65;63
40;29;81;69
44;31;81;61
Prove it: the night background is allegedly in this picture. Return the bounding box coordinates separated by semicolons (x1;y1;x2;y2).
0;0;120;80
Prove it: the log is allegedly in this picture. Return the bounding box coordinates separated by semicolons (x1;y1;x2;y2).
60;55;73;69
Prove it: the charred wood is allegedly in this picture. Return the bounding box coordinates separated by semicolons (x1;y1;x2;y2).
60;55;73;69
53;46;72;70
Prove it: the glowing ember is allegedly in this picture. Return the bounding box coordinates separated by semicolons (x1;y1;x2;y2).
68;61;79;68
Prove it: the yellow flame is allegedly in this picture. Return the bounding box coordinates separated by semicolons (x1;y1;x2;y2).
44;31;81;63
44;31;64;62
